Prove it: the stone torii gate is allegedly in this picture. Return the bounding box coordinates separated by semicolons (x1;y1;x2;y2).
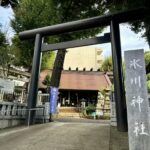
19;8;145;132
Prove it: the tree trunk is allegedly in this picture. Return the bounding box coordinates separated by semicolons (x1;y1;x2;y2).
50;49;66;87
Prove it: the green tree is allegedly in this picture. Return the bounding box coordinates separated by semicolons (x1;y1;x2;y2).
41;52;55;70
0;0;19;8
101;56;113;72
43;74;51;87
43;74;51;92
104;0;150;46
49;0;106;87
147;73;150;80
144;51;150;66
101;51;150;72
147;73;150;92
146;51;150;91
0;28;6;46
0;30;14;77
144;51;150;74
147;80;150;92
104;1;150;74
11;0;56;70
11;0;106;87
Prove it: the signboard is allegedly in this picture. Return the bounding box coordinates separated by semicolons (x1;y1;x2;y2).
0;78;14;93
49;87;58;113
124;49;150;150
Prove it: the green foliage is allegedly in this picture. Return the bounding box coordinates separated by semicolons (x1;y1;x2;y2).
105;0;150;46
11;36;34;69
146;51;150;91
0;30;14;77
147;80;150;92
43;74;51;87
144;51;150;66
0;46;14;67
147;73;150;81
11;0;55;32
85;104;96;115
144;51;150;74
11;0;56;69
0;31;6;46
111;84;114;92
101;56;113;72
51;0;105;40
11;0;106;69
101;51;150;74
0;0;18;8
41;52;55;70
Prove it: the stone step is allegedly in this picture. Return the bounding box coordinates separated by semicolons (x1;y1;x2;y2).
57;112;81;118
58;107;81;113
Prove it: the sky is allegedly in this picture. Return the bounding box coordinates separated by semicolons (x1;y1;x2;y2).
0;6;14;41
93;25;149;58
0;6;149;58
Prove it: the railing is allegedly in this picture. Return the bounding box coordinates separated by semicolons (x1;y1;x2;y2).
37;93;49;105
0;102;27;119
27;107;45;127
0;91;50;129
0;101;50;128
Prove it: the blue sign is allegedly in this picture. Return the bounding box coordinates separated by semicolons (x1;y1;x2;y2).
50;87;58;113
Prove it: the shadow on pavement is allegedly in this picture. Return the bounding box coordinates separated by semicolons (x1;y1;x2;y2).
109;126;129;150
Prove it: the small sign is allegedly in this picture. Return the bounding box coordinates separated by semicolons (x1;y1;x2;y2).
49;87;58;113
0;78;14;93
124;49;150;150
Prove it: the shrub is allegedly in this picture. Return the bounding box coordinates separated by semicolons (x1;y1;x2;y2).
147;80;150;92
147;73;150;81
85;104;96;115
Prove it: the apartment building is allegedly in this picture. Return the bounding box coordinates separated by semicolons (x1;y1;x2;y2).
63;46;103;71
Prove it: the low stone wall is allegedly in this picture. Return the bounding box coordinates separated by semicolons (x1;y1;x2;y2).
0;102;50;129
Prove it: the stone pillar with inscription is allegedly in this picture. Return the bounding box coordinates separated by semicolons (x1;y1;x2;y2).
124;49;150;150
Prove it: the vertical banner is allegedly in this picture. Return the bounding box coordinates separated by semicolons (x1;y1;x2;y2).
124;49;150;150
49;87;58;114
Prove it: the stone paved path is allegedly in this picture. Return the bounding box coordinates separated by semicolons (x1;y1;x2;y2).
109;126;129;150
0;122;110;150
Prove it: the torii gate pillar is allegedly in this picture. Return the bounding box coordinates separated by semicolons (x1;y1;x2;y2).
111;20;127;131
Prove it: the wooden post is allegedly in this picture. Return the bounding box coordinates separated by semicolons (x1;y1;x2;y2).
124;49;150;150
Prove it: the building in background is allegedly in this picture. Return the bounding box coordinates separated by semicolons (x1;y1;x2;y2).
63;46;103;71
0;67;30;102
58;70;111;107
39;70;111;106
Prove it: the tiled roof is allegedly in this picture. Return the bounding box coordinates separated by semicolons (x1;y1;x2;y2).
59;71;111;91
39;70;111;91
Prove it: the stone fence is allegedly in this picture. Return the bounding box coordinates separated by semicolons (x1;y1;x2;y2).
0;102;50;129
